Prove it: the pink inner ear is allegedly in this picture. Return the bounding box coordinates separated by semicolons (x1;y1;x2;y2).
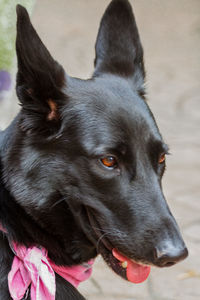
47;99;58;120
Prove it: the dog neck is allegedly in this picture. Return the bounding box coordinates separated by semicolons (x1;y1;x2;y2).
0;157;60;255
0;156;96;266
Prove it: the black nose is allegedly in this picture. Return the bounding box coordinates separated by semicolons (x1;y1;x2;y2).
154;244;188;267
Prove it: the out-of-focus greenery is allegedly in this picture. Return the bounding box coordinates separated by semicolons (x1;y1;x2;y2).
0;0;35;71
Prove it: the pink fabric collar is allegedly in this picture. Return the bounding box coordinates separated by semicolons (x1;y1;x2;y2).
0;224;94;300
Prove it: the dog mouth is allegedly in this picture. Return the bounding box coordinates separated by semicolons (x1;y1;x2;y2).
99;243;151;284
86;208;151;284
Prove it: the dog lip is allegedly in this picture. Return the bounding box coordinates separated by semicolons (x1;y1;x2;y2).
112;248;149;267
85;207;113;251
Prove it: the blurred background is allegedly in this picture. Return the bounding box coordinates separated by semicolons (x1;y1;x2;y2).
0;0;200;299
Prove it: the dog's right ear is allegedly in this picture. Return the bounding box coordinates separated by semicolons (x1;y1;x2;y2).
93;0;145;98
16;5;66;135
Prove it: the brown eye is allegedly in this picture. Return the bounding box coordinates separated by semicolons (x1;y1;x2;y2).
101;156;117;168
159;153;166;164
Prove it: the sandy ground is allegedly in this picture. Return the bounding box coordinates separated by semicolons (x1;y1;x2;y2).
0;1;200;299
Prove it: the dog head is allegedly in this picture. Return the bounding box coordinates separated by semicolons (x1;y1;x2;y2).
5;0;187;283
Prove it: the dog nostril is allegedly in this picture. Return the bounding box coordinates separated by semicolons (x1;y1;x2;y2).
154;246;188;267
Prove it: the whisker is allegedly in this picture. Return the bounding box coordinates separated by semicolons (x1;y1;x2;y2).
51;197;65;208
88;224;127;252
96;232;110;253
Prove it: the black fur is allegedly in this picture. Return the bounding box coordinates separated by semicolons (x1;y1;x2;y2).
0;0;188;299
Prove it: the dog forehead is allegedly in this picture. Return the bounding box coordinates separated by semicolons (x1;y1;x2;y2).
66;76;146;118
64;77;162;150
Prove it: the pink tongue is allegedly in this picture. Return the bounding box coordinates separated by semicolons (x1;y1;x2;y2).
112;248;151;284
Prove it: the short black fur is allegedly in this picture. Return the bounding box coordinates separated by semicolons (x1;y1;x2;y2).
0;0;187;299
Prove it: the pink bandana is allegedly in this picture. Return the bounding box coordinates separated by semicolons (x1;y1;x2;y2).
0;225;94;300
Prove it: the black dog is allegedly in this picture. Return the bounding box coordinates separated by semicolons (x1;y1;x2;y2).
0;0;188;299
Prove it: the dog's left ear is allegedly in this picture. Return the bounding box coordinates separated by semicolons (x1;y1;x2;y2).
16;5;66;135
93;0;145;98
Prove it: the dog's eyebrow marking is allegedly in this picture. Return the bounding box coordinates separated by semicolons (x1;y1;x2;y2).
47;99;58;121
